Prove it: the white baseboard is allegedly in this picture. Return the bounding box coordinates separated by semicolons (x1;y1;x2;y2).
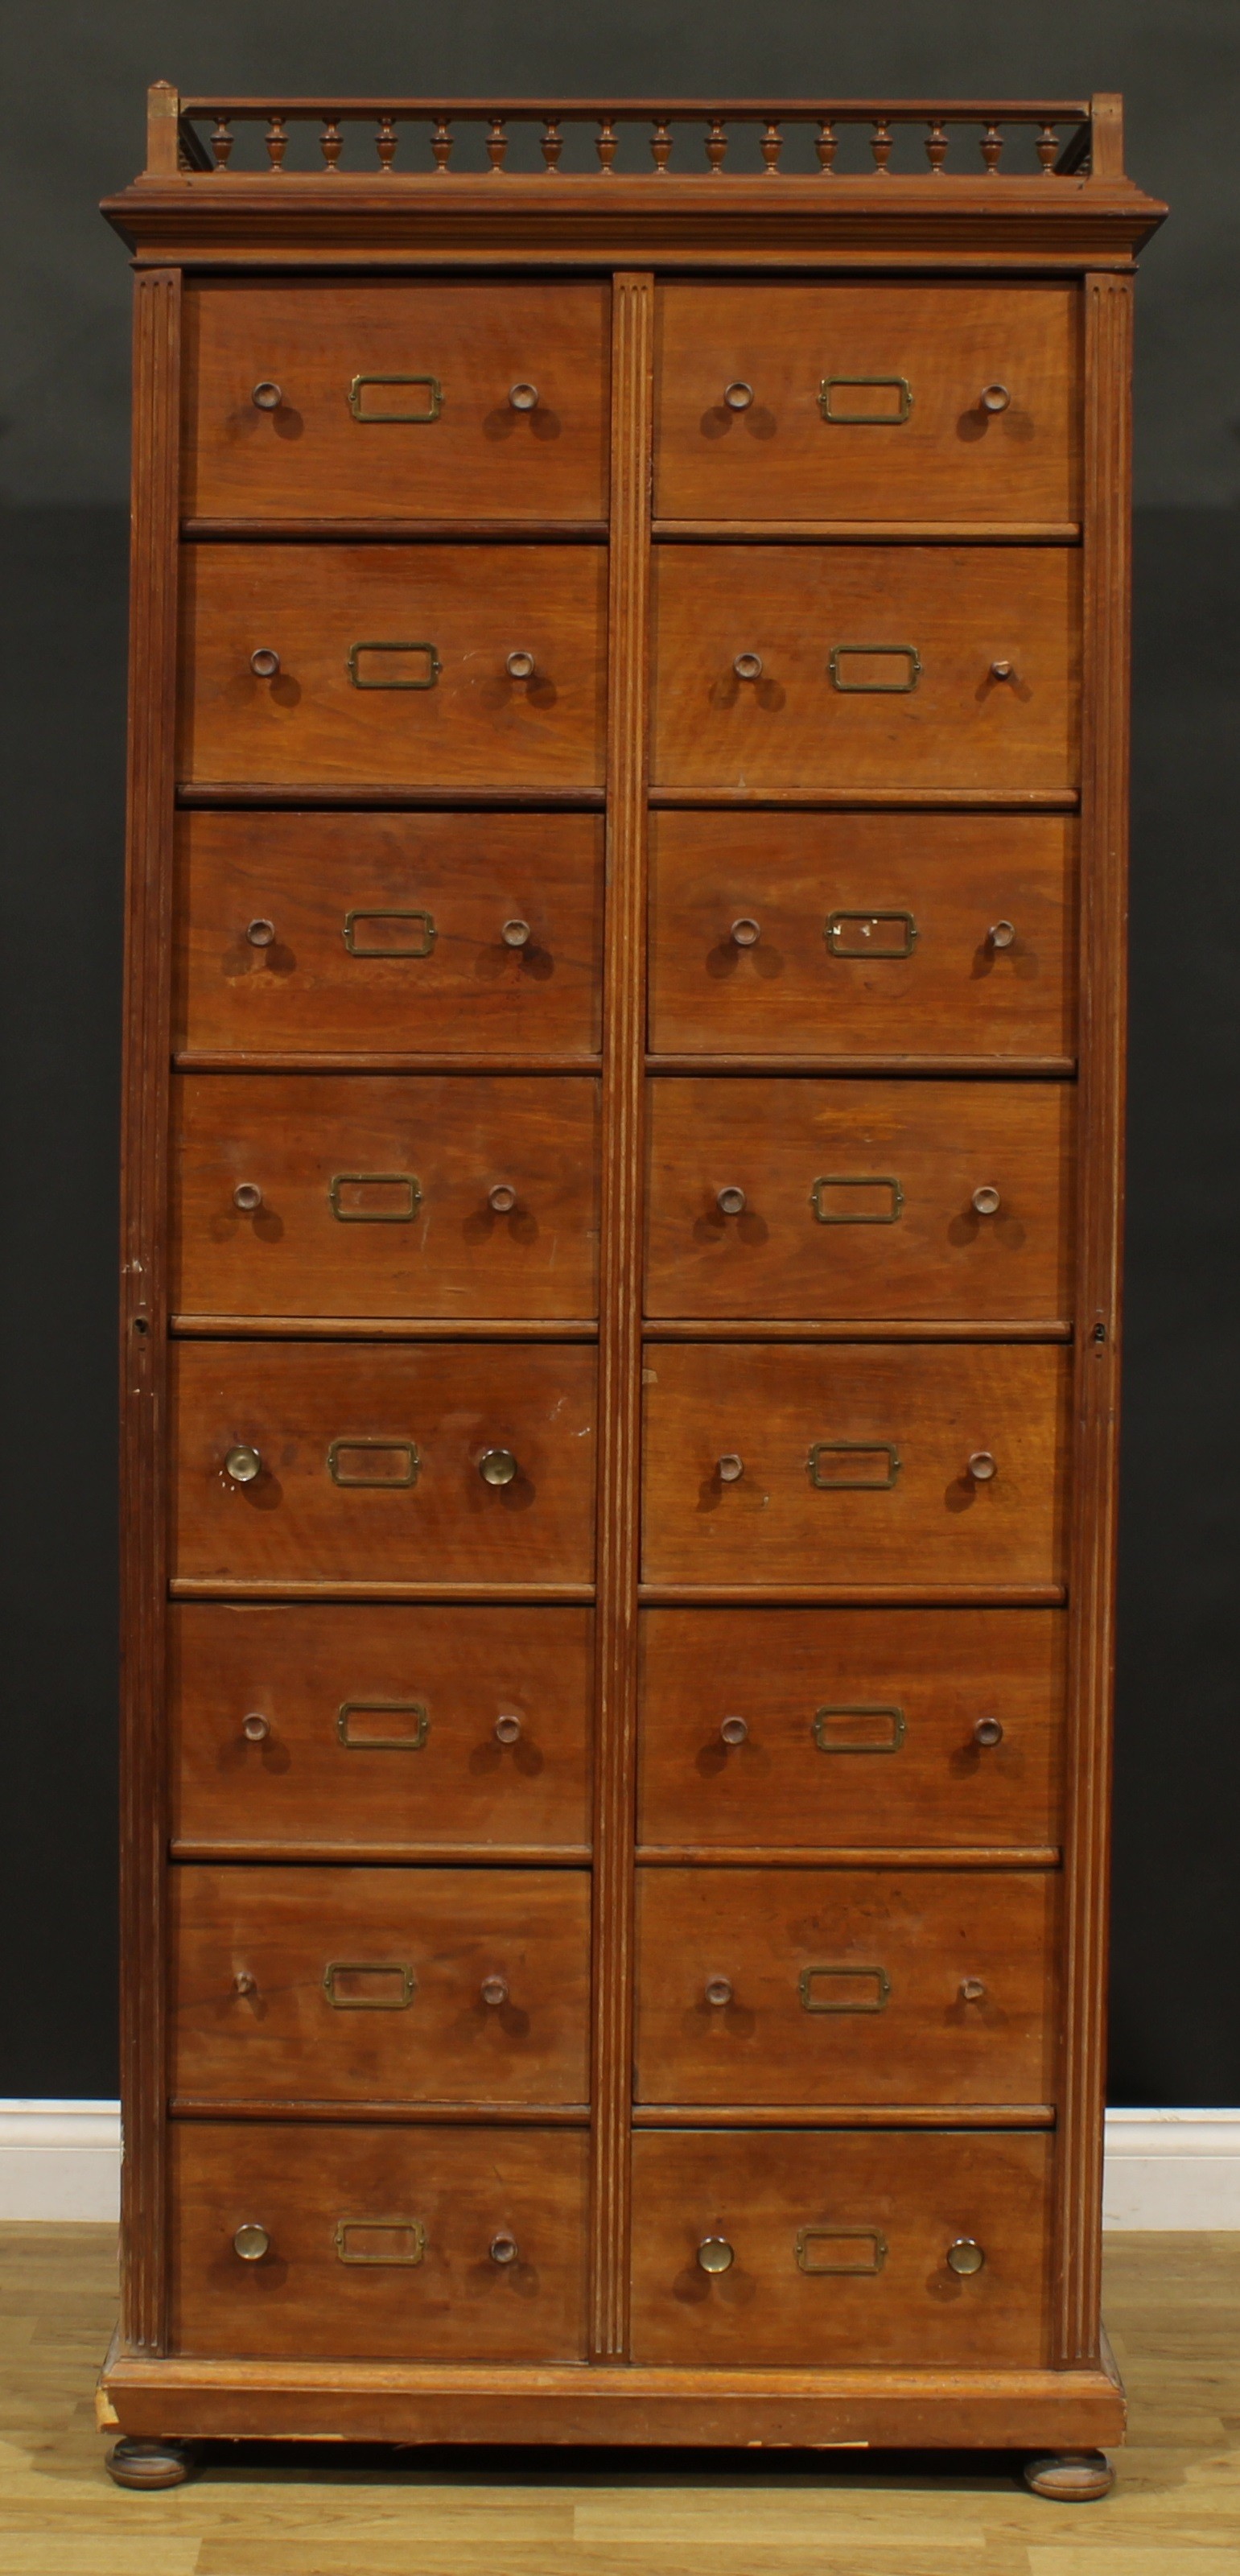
1;2102;1238;2228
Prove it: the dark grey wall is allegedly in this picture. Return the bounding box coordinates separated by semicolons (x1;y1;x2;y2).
2;1;1237;2103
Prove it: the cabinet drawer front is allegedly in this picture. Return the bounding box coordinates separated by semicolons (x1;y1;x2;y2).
638;1607;1064;1851
635;1865;1056;2106
180;546;607;790
171;1864;590;2106
184;279;609;526
652;546;1077;793
171;2122;587;2360
171;1342;595;1589
655;282;1077;526
630;2131;1051;2367
176;812;604;1061
645;1078;1072;1321
171;1602;592;1857
642;1342;1069;1589
172;1074;599;1321
649;811;1074;1065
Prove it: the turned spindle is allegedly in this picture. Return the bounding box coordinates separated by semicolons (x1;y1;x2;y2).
815;119;838;173
320;117;342;171
376;113;398;173
542;117;563;172
210;117;233;169
651;117;673;173
925;117;949;173
265;115;287;173
487;117;508;173
760;120;782;176
871;116;894;175
430;115;453;175
980;121;1004;175
706;116;727;174
596;116;618;172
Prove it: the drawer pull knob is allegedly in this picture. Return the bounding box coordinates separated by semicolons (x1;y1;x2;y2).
505;649;537;681
489;2231;520;2265
716;1453;744;1484
501;918;531;948
233;1181;262;1213
233;1970;257;1996
973;1715;1005;1749
732;650;764;682
697;2236;735;2274
987;919;1016;950
233;2223;270;2262
249;647;280;678
795;2225;888;2276
509;381;539;412
245;917;276;949
495;1712;523;1745
480;1447;518;1488
241;1711;270;1743
980;382;1011;413
715;1185;746;1217
967;1450;998;1482
488;1183;518;1215
990;658;1015;681
959;1976;987;2003
225;1444;262;1486
723;381;754;411
719;1715;748;1747
947;2237;986;2277
480;1974;509;2008
813;1704;906;1755
251;381;282;410
705;1975;734;2008
971;1184;1002;1216
730;917;761;949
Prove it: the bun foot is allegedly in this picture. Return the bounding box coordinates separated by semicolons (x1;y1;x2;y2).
1023;2451;1114;2502
105;2437;193;2489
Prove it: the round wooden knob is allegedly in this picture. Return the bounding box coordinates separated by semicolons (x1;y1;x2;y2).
990;659;1014;681
233;1181;263;1213
723;381;754;410
480;1975;509;2008
480;1449;518;1487
730;917;760;948
245;917;276;948
947;2237;986;2276
509;382;539;411
225;1445;262;1486
716;1186;746;1217
705;1976;733;2008
980;383;1011;413
697;2236;735;2273
489;2231;519;2265
717;1453;744;1484
233;2223;270;2261
233;1970;257;1996
251;381;282;410
973;1716;1004;1749
971;1185;1001;1217
959;1977;987;2003
719;1715;748;1747
506;649;536;680
967;1451;997;1482
494;1713;523;1745
987;920;1016;950
241;1712;270;1743
501;919;531;948
488;1184;517;1214
249;648;280;678
733;651;763;681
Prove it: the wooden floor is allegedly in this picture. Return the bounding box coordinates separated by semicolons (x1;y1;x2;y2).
1;2227;1236;2572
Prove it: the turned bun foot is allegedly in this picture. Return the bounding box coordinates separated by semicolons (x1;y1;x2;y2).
105;2436;193;2489
1023;2450;1114;2502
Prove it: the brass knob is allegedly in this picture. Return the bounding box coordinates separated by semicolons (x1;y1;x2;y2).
967;1451;997;1482
489;2231;519;2265
971;1185;1001;1217
980;383;1011;413
249;648;280;678
501;918;531;948
509;381;539;411
233;1181;263;1213
716;1186;746;1217
733;651;763;682
245;917;276;948
974;1716;1004;1749
225;1445;262;1486
959;1977;987;2003
233;1970;257;1996
705;1976;733;2008
723;381;754;410
987;919;1016;950
506;649;536;680
947;2238;986;2276
720;1715;748;1747
494;1713;523;1745
730;917;760;948
251;381;282;410
480;1975;509;2008
717;1453;744;1484
233;2223;270;2261
480;1448;517;1487
488;1183;517;1214
697;2236;735;2273
241;1712;270;1743
990;659;1014;682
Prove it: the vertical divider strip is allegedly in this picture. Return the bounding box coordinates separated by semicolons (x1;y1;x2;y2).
590;270;655;2360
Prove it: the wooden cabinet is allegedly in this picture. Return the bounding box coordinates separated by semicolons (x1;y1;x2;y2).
101;84;1163;2491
